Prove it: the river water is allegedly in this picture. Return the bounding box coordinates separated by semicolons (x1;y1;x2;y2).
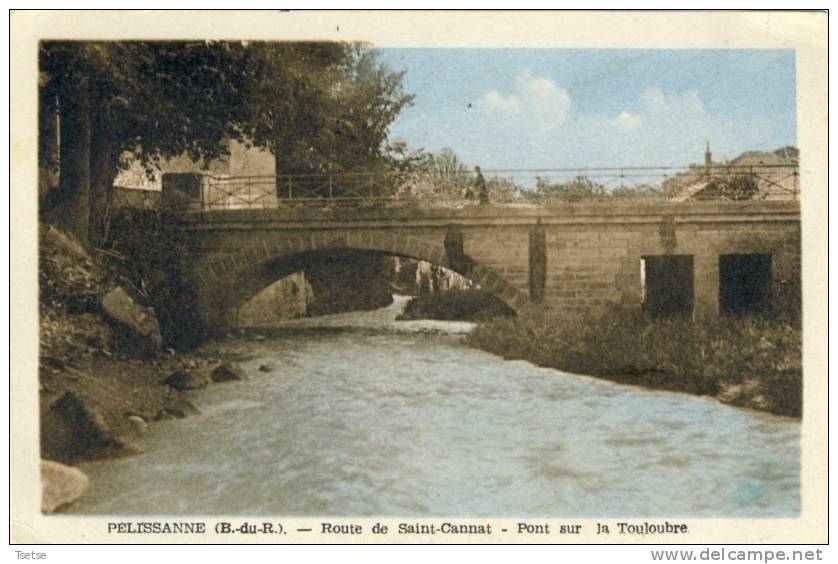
72;296;799;517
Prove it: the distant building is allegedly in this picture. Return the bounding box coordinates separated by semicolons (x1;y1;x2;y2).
114;138;274;191
113;139;276;210
37;101;275;207
664;144;799;202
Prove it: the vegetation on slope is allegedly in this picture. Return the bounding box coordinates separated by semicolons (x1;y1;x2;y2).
466;307;801;417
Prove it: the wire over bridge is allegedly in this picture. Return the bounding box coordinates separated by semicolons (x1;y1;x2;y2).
162;163;800;212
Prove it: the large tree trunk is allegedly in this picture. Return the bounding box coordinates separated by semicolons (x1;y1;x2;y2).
38;87;59;209
89;148;115;248
89;105;115;248
55;77;91;244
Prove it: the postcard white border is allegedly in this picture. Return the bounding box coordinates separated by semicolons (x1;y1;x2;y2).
9;10;828;544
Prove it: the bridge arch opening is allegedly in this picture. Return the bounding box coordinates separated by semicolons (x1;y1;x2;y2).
205;246;520;328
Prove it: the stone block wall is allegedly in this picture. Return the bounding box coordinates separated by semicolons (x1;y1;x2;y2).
540;214;800;320
231;271;312;326
463;225;531;297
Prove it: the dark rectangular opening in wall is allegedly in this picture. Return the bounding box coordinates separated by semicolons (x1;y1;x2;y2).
719;254;772;316
528;225;546;304
641;255;694;319
444;224;471;276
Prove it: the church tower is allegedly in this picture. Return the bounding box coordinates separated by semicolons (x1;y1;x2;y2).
704;140;712;177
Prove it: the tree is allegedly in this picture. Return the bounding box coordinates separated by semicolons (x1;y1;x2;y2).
536;176;606;202
327;47;415;174
39;41;415;243
40;41;250;245
238;41;348;191
422;148;470;182
405;147;471;200
239;44;414;196
40;43;93;242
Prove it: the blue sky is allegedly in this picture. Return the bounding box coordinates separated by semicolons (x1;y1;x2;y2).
378;49;796;170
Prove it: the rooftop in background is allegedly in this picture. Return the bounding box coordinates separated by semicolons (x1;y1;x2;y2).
664;145;799;202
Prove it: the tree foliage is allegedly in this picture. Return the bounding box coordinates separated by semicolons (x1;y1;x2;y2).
39;41;415;241
41;42;249;172
40;41;250;244
239;43;415;196
419;148;471;181
535;176;606;202
330;48;415;172
695;173;760;201
400;147;472;199
238;42;348;176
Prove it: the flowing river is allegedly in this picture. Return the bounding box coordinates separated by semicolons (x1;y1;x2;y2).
72;296;799;517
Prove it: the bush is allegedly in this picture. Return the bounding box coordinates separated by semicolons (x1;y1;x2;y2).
105;208;209;349
467;307;801;417
695;174;760;201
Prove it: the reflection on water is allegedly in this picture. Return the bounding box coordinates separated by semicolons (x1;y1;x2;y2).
72;296;799;516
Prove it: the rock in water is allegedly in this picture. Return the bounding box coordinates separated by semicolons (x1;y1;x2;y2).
49;391;124;460
164;369;211;390
100;287;163;357
258;364;274;372
154;400;200;421
164;363;244;390
41;460;90;514
127;415;148;435
207;362;246;382
193;361;247;382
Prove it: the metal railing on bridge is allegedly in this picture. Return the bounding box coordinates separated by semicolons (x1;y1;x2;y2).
190;163;799;211
202;172;394;209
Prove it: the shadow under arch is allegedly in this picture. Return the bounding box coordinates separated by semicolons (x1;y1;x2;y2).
193;233;529;325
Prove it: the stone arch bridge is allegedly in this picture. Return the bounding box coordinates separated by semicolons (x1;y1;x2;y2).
166;191;800;328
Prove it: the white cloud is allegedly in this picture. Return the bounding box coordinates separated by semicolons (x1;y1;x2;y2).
612;87;718;163
474;90;520;113
613;111;642;130
642;87;666;109
554;86;722;164
475;70;571;132
465;82;735;167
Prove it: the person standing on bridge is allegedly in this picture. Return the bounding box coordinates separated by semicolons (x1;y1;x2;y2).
474;166;489;205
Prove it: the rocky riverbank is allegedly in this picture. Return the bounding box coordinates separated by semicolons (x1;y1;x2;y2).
38;223;245;513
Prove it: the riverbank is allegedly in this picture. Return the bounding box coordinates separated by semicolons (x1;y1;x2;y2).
39;335;209;463
38;223;244;511
466;308;801;417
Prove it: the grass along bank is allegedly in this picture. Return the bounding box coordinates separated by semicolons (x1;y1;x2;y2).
466;308;801;417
